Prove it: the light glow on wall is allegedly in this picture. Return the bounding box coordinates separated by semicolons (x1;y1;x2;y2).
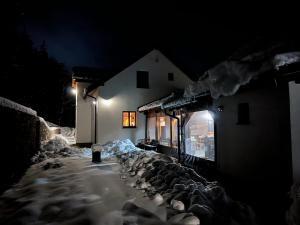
101;98;112;106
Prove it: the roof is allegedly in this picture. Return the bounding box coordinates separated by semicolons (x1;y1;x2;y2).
72;66;115;83
138;93;176;112
72;49;194;92
137;90;210;112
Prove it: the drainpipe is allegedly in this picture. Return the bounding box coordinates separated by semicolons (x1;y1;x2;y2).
164;110;181;163
86;94;97;144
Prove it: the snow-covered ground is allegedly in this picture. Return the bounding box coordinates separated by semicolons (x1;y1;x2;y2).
0;137;258;225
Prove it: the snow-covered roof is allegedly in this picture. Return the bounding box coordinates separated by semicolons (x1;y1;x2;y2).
183;51;300;99
0;97;37;116
162;92;210;110
138;93;176;112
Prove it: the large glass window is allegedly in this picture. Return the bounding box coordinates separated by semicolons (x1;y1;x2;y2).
147;117;156;140
171;118;178;147
158;116;171;146
185;110;215;161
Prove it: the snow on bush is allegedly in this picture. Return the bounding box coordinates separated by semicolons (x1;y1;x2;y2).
120;151;257;225
94;139;141;160
32;135;81;163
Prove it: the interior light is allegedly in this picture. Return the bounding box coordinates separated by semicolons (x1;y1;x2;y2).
92;100;97;105
203;111;214;120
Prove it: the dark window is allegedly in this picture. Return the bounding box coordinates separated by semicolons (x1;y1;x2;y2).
237;103;250;124
137;71;149;88
168;73;174;81
122;111;136;128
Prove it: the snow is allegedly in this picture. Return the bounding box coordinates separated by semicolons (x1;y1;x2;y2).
183;51;300;99
138;93;175;112
120;150;257;225
0;96;37;116
273;52;300;70
1;138;257;225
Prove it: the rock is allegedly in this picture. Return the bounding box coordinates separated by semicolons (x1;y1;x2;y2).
180;215;200;225
171;199;185;211
152;193;164;206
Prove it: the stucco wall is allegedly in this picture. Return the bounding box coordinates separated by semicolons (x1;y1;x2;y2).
96;50;192;144
76;82;95;144
213;84;292;189
289;81;300;183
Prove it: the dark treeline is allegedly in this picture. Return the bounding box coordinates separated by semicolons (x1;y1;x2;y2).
2;2;74;127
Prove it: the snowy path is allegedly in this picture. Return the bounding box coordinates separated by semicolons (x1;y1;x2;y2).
0;156;168;225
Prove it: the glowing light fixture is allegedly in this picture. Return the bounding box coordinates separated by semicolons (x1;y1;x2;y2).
92;100;97;105
71;88;77;95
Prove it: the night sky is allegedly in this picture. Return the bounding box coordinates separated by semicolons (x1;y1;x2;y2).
22;0;299;80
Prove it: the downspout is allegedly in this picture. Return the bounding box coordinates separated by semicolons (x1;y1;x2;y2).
86;94;97;144
164;109;181;163
144;112;148;142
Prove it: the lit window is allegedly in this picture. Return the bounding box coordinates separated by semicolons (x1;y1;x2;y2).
185;110;215;161
122;111;136;128
158;116;171;146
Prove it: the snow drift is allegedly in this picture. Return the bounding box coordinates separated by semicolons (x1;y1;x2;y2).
120;151;257;225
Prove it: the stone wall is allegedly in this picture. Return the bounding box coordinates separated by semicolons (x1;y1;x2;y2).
0;99;40;193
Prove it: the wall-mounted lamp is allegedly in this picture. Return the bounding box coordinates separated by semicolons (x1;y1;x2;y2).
71;88;77;95
217;105;224;112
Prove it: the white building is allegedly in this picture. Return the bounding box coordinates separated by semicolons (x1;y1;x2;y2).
73;49;193;145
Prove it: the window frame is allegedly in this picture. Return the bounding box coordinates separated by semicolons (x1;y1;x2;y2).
136;71;149;89
168;72;174;81
122;111;137;128
183;110;216;162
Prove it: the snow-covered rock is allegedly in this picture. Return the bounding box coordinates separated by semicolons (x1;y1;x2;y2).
120;148;257;225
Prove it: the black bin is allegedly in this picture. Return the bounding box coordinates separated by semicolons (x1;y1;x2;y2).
92;151;101;163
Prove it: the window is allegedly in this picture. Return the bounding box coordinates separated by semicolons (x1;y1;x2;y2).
171;117;178;147
137;71;149;88
158;116;171;146
237;103;250;124
185;110;215;161
122;111;136;128
168;73;174;81
147;117;156;140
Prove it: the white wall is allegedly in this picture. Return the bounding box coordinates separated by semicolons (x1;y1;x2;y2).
76;82;95;144
289;81;300;183
96;49;192;144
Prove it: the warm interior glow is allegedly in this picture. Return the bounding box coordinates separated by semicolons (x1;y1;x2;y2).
160;117;166;126
122;111;136;127
129;112;136;126
122;112;129;127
